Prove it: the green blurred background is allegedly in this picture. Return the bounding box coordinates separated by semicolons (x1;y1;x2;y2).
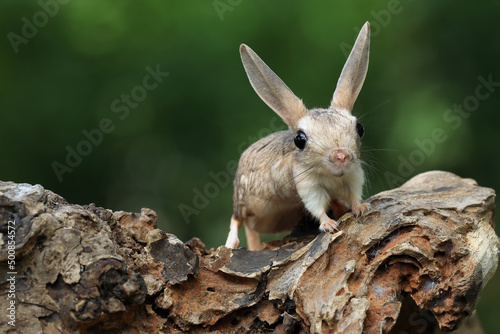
0;0;498;331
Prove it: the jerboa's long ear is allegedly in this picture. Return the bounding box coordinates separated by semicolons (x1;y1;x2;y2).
331;21;370;112
240;44;307;131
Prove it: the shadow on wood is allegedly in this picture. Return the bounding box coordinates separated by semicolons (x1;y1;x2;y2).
0;171;498;333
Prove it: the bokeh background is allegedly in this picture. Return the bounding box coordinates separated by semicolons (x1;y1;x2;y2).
0;0;499;331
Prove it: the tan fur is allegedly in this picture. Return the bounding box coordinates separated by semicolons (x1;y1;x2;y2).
225;22;371;250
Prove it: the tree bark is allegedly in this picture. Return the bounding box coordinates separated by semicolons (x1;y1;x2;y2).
0;171;498;333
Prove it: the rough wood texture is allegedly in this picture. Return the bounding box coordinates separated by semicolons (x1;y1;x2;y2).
0;171;498;333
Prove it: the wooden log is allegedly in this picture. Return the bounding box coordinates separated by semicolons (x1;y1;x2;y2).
0;171;498;333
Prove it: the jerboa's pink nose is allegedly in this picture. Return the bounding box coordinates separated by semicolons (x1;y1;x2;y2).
330;150;351;164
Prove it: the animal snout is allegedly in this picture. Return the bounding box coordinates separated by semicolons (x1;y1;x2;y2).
329;149;351;165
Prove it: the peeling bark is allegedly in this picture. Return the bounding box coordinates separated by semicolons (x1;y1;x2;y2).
0;171;498;333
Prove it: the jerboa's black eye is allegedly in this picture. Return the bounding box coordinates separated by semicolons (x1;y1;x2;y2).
294;131;307;150
356;122;365;138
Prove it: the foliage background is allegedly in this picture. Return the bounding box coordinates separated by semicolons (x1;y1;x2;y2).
0;0;499;331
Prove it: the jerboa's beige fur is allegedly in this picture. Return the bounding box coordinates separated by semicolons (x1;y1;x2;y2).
226;22;371;250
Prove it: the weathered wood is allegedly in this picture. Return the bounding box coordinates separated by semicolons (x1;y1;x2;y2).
0;171;498;333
